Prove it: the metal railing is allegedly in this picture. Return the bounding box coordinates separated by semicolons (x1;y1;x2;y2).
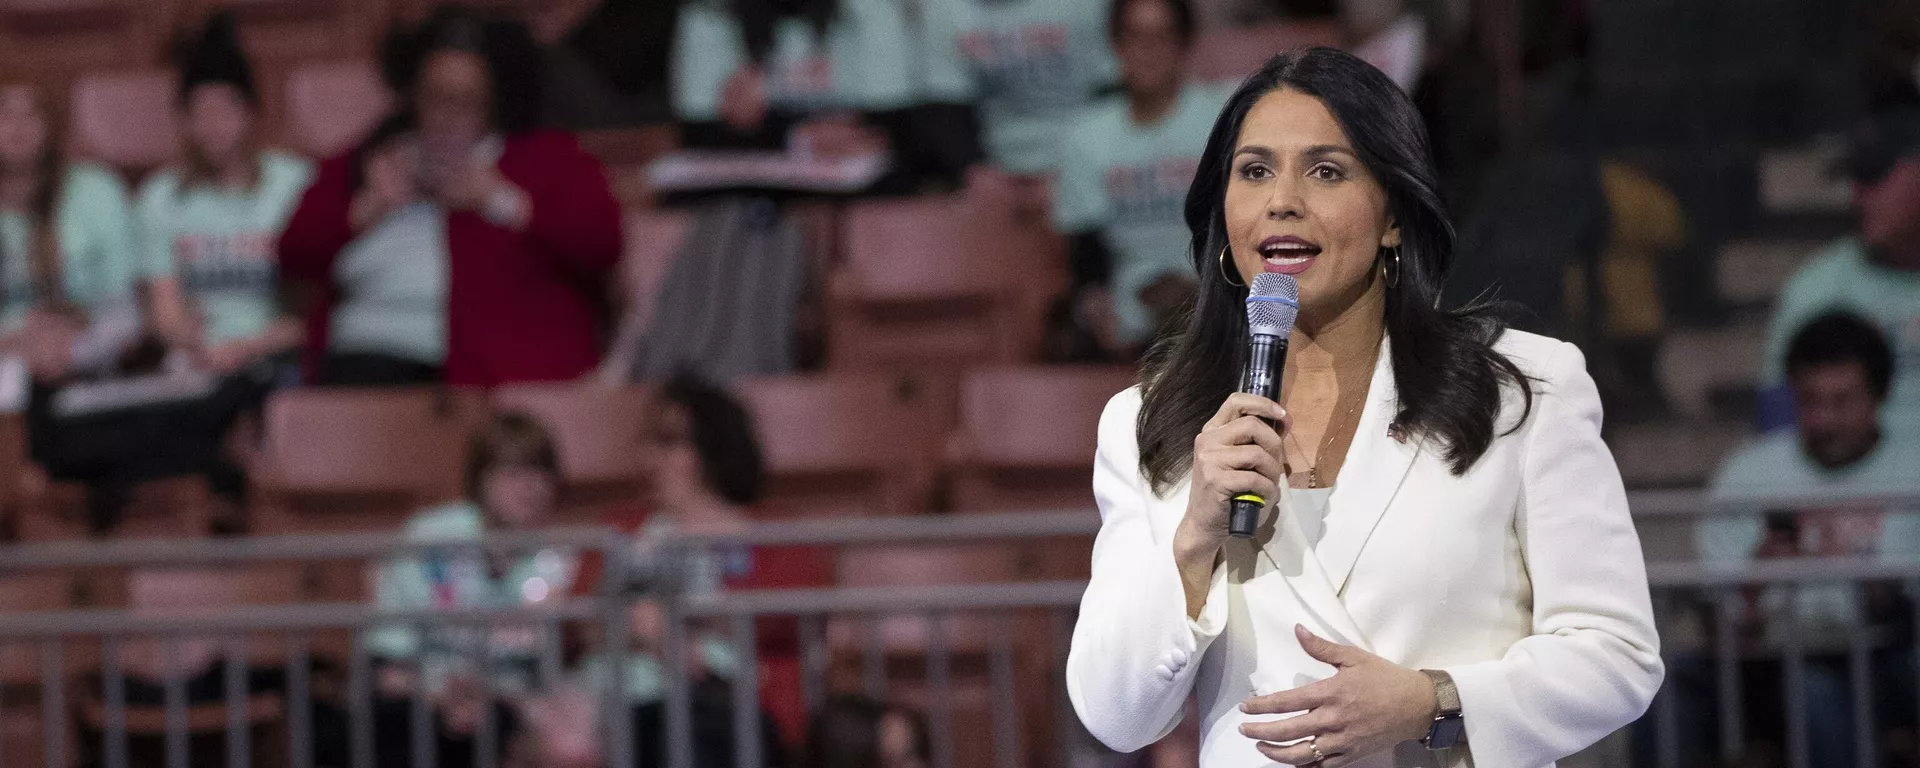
0;526;641;768
0;495;1912;768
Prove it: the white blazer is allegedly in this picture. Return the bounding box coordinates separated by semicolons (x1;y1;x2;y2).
1066;331;1664;768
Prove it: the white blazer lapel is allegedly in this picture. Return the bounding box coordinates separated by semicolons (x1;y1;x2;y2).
1321;337;1421;596
1254;486;1371;647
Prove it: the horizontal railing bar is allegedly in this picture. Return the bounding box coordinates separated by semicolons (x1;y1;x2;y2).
0;526;622;572
1630;488;1920;517
682;581;1090;616
0;600;606;637
1648;556;1920;587
669;510;1102;548
0;527;625;571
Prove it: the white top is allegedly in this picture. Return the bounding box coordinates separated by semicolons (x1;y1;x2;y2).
1282;486;1337;552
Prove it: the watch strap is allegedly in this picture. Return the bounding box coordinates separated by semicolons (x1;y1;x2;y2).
1420;669;1461;715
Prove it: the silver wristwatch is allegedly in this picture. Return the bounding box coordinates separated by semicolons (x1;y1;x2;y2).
1419;669;1465;750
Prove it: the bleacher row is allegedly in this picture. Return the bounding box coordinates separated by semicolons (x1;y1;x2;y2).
2;361;1135;544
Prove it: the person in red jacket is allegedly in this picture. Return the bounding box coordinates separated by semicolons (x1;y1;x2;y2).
278;5;621;388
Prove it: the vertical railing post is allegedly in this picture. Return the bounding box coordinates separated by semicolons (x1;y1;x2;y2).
1714;587;1743;762
40;638;65;768
926;611;953;768
226;633;250;768
730;614;762;768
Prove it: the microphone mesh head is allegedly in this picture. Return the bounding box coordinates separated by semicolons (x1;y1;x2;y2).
1247;272;1299;336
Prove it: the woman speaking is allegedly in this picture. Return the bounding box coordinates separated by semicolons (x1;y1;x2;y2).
1065;48;1662;768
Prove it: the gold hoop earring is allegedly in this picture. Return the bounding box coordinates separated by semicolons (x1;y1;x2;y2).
1218;246;1245;288
1384;247;1401;289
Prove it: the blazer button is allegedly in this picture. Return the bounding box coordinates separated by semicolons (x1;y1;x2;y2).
1172;648;1190;667
1155;664;1176;681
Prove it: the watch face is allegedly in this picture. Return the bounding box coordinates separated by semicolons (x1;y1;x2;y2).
1426;715;1466;750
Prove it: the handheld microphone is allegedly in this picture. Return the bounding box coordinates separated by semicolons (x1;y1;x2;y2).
1228;272;1299;539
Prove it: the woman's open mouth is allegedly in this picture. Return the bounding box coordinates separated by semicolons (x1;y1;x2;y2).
1258;235;1321;275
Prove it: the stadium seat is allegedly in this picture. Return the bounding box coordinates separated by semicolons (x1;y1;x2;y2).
282;57;390;157
828;544;1058;768
1189;21;1344;84
945;365;1135;513
488;383;653;521
14;472;217;542
249;387;479;537
827;196;1062;369
78;566;302;752
192;0;384;65
734;372;945;517
0;572;77;768
68;68;178;172
0;0;171;83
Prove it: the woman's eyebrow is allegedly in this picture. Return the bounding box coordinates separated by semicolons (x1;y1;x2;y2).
1301;144;1356;159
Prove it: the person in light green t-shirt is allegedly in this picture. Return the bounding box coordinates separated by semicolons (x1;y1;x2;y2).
671;0;920;169
141;12;311;378
918;0;1120;175
1050;0;1221;357
0;83;142;382
368;413;578;763
672;0;919;125
1758;110;1920;434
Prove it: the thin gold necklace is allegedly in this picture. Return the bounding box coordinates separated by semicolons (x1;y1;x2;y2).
1284;339;1381;488
1286;395;1363;488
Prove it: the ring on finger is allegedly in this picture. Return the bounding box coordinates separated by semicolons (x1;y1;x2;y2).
1308;736;1326;764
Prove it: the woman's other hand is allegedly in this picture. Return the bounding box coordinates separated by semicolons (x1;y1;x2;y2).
1238;625;1438;766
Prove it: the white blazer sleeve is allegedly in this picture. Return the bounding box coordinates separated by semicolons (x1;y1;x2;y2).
1066;387;1231;753
1448;342;1665;767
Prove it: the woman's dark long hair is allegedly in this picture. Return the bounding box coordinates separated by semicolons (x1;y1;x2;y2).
1136;47;1531;493
663;371;767;507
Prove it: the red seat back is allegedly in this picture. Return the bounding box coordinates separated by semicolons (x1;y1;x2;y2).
283;58;390;157
735;372;944;516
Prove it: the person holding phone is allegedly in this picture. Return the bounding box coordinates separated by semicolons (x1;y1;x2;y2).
279;5;621;388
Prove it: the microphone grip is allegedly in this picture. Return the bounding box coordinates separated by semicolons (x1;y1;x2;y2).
1228;496;1263;538
1228;335;1285;539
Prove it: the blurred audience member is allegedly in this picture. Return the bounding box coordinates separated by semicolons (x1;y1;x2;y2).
108;15;315;531
671;0;976;191
1047;0;1220;360
142;13;312;380
801;696;931;768
918;0;1121;179
1759;109;1920;434
1697;313;1920;768
544;0;677;128
280;6;620;388
1448;65;1606;336
672;0;908;154
0;83;141;385
367;411;574;767
574;372;829;762
1346;0;1427;92
1572;160;1687;421
0;81;160;531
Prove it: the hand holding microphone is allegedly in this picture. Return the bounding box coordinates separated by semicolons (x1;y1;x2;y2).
1228;273;1300;538
1171;273;1297;616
